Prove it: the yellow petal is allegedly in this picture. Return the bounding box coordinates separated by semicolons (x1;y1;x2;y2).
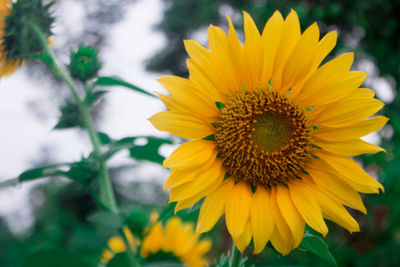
158;76;218;117
312;30;337;69
250;187;274;254
281;23;320;92
308;71;368;107
174;172;222;214
208;25;240;95
149;111;214;139
225;181;252;238
243;11;263;89
289;180;328;236
297;53;354;105
276;185;305;247
108;237;126;253
156;92;188;113
312;97;384;127
316;152;384;193
270;187;294;255
227;16;245;88
233;220;252;252
164;166;201;190
163;140;217;169
197;178;235;234
184;40;228;100
270;228;292;256
313;116;389;141
141;222;163;257
314;138;385;156
306;161;367;214
272;9;301;90
312;185;360;233
261;11;284;84
169;159;224;202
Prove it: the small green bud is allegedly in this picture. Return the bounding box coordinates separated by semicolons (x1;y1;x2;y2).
125;209;149;238
69;46;102;81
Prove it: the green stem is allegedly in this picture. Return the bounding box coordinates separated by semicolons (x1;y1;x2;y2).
230;243;242;267
119;227;139;267
32;25;118;213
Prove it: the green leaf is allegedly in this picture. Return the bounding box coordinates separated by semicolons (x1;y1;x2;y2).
129;136;173;164
34;53;54;65
21;249;93;267
106;253;131;267
98;131;112;145
65;158;98;182
102;137;138;160
18;164;69;182
54;100;83;129
87;211;124;228
84;90;108;106
300;232;337;266
95;76;156;98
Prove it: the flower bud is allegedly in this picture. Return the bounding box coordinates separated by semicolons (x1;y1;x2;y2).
68;46;102;81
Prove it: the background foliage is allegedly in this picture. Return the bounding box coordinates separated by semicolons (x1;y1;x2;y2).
0;0;399;266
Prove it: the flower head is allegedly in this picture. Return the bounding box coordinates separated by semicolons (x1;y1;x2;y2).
102;217;211;267
150;10;388;255
0;0;54;76
141;217;211;267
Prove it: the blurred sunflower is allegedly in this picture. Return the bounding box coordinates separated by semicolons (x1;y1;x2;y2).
0;0;54;76
141;217;211;267
150;10;388;255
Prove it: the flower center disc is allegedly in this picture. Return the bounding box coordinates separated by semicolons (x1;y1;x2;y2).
215;87;312;187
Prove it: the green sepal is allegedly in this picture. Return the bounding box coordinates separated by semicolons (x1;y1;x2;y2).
203;134;215;141
215;100;225;111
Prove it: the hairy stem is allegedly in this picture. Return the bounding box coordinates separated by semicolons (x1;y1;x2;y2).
32;25;118;213
230;243;242;267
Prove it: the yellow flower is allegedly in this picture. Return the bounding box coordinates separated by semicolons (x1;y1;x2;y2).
150;10;388;255
141;217;211;267
101;227;137;263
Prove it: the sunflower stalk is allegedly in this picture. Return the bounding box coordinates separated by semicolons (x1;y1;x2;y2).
230;244;242;267
31;25;118;213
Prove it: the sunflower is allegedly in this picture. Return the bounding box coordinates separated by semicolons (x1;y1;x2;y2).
0;0;54;77
141;217;211;267
149;10;387;255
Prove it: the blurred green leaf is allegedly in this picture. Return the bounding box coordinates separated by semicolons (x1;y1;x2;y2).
95;76;155;98
18;164;69;182
21;249;94;267
34;53;54;65
129;136;173;164
98;131;112;145
54;100;83;129
65;158;98;182
87;211;124;228
106;253;130;267
84;90;108;106
300;232;337;266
